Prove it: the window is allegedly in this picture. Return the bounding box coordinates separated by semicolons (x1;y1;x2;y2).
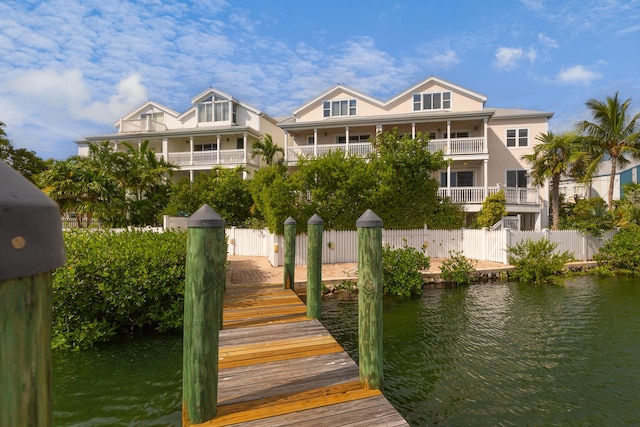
444;131;469;138
232;103;237;124
336;134;370;144
198;95;229;123
413;91;451;111
140;112;164;131
506;170;527;187
236;138;244;149
194;143;217;151
307;136;315;145
323;99;357;117
440;171;473;187
506;128;528;147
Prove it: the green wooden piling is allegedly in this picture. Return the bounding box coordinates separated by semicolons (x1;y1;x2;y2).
356;209;384;390
284;217;296;289
0;160;65;427
306;214;323;319
183;204;226;426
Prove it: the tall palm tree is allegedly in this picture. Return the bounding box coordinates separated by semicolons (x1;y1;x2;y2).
577;92;640;209
522;131;582;229
251;134;284;165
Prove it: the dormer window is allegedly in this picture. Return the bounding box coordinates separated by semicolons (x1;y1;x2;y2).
323;99;357;117
198;95;230;123
140;112;164;131
413;91;451;111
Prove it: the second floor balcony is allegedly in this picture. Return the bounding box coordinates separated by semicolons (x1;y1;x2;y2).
285;136;486;162
438;186;539;206
157;149;257;168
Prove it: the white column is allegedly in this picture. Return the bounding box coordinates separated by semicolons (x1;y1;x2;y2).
313;128;318;157
483;117;488;153
447;163;451;197
284;132;289;162
189;170;194;182
411;122;416;139
243;133;247;163
483;159;488;199
189;136;194;165
216;135;221;165
162;138;168;161
345;126;350;154
376;124;382;135
446;120;451;154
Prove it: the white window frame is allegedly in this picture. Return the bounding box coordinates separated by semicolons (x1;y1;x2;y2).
336;134;370;144
441;170;474;187
198;95;230;123
323;99;357;117
506;170;528;187
413;91;452;111
506;128;529;147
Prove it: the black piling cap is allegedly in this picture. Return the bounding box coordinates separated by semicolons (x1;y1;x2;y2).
0;161;66;281
356;209;383;228
187;204;225;228
308;214;323;225
284;216;297;225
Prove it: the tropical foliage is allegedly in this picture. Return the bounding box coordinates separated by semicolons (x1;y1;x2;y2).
476;190;507;228
382;242;430;296
0;120;48;182
251;133;284;165
577;92;640;209
507;238;574;285
594;223;640;275
522;131;583;229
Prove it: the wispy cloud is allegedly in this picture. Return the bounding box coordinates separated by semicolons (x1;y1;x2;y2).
618;23;640;35
494;47;537;70
521;0;544;11
537;33;559;49
556;65;602;85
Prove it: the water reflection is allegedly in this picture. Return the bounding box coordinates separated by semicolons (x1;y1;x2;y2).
322;277;640;426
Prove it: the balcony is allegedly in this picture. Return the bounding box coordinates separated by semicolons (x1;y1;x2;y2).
428;137;486;155
287;142;373;162
438;186;539;205
157;150;253;167
286;137;485;162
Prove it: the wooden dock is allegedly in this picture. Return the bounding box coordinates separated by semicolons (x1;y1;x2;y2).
191;281;409;426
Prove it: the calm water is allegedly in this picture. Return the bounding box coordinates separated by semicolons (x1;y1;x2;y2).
53;276;640;426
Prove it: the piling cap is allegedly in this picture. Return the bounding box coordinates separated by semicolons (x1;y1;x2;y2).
0;161;66;281
356;209;383;228
284;216;297;225
308;213;323;225
188;204;225;228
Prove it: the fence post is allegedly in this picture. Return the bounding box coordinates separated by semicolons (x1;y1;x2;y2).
356;209;383;390
502;227;511;265
0;161;65;427
284;217;296;289
183;204;225;426
307;214;323;319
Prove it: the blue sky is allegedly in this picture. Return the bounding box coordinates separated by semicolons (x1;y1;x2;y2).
1;0;639;160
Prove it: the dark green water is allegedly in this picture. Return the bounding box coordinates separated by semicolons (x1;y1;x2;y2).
53;276;640;426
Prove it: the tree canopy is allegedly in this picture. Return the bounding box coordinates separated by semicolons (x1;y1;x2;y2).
0;121;48;182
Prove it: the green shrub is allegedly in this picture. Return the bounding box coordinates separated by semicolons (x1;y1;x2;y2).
382;242;430;296
594;224;640;275
507;238;574;285
440;251;477;285
52;229;187;350
477;190;507;228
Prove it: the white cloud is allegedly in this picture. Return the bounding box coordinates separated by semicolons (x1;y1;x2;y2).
521;0;544;11
556;65;602;85
618;23;640;35
494;47;537;70
537;33;559;48
430;50;459;68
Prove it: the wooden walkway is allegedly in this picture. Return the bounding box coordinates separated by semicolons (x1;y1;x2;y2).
192;281;409;426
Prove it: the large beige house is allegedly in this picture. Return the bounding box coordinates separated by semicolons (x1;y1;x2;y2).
75;87;283;181
77;77;553;229
279;76;553;230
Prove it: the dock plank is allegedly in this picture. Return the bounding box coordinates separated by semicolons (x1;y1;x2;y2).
188;279;409;426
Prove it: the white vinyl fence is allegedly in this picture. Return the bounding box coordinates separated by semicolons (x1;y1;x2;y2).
164;217;615;267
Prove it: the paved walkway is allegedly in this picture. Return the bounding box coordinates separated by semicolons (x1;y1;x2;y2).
228;255;511;287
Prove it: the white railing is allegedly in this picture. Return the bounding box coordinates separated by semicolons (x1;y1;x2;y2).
438;186;539;205
164;150;248;166
429;137;486;155
287;143;373;162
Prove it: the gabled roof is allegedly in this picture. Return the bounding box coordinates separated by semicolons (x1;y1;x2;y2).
386;76;487;105
292;84;385;116
114;101;180;126
178;87;263;120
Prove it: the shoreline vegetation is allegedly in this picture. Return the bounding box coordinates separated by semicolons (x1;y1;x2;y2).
54;227;638;351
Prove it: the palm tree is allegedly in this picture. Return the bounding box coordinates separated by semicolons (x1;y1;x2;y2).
523;131;582;229
577;92;640;210
251;134;284;165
